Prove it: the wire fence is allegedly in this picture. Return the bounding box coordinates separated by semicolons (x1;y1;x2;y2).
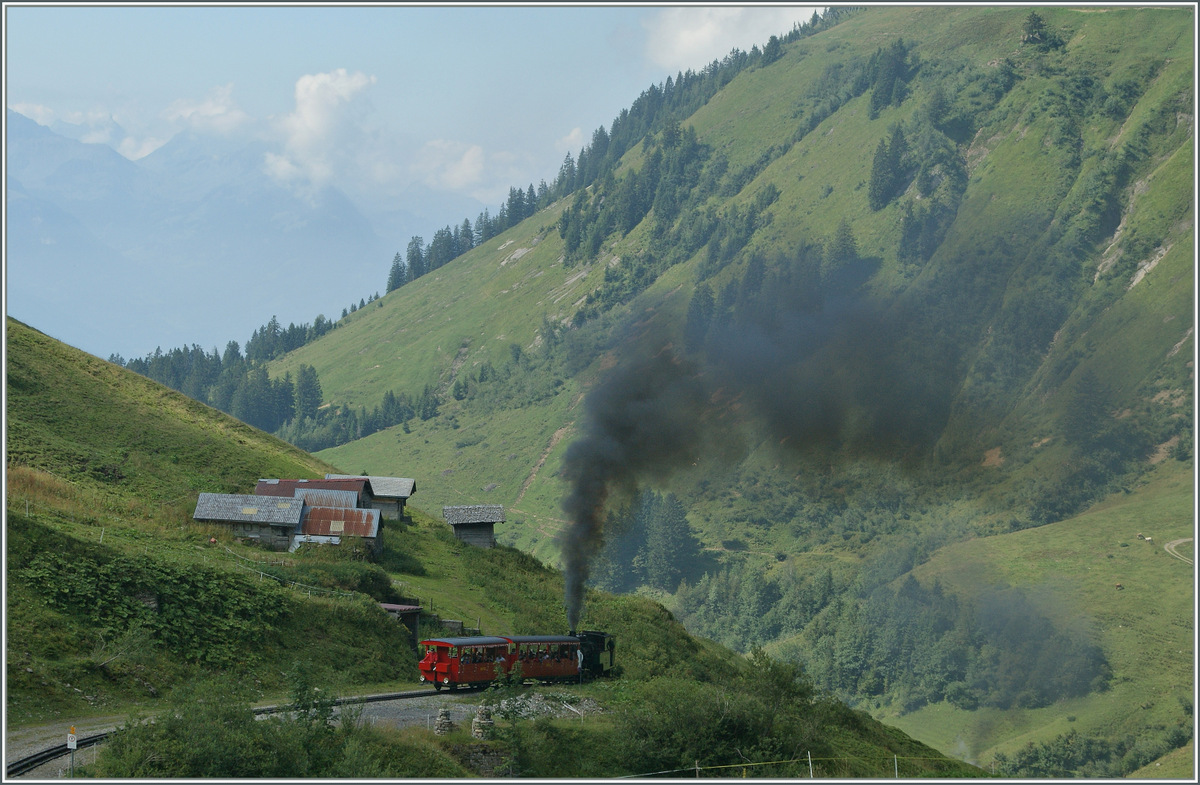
615;753;963;779
223;551;357;598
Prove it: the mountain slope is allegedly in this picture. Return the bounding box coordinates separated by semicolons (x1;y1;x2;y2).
257;5;1193;771
6;316;405;724
6;317;339;500
276;4;1192;547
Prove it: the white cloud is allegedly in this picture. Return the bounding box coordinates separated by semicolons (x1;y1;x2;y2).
643;6;823;72
263;150;303;183
557;127;585;153
413;139;486;191
267;68;377;188
409;138;536;205
118;135;168;160
164;83;249;135
9;102;57;126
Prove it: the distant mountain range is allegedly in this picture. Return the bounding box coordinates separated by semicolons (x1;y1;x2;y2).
5;109;480;360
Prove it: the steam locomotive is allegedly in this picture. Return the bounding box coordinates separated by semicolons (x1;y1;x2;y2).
418;630;615;690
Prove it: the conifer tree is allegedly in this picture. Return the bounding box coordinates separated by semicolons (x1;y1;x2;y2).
295;364;323;421
868;138;893;211
825;218;858;268
406;236;426;281
386;252;406;292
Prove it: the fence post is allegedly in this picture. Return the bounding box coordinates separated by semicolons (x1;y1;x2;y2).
894;754;898;778
808;751;813;778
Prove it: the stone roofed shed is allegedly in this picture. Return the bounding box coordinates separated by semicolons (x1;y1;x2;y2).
193;493;303;551
444;505;504;548
325;474;416;520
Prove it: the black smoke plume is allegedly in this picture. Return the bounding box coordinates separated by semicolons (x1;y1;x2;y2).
558;258;961;629
559;341;716;629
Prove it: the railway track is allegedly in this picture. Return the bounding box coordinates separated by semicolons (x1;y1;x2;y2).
6;687;445;778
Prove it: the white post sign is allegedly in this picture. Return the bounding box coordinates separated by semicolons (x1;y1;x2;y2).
67;726;77;750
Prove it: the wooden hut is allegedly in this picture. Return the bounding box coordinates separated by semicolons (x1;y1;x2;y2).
443;505;504;548
192;493;303;551
379;602;423;650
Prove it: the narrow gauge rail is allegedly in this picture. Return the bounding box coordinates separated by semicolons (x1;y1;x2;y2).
6;687;449;778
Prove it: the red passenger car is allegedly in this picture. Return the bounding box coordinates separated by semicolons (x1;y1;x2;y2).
418;636;511;690
507;635;582;683
418;634;583;690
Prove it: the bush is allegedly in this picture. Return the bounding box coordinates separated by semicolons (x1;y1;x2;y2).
94;673;469;778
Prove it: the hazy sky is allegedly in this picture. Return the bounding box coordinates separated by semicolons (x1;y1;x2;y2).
6;3;824;208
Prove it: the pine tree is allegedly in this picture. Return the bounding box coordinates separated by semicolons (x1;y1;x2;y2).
386;252;406;292
634;492;700;592
459;218;474;252
406;236;426;281
824;218;859;276
868;138;892;211
417;384;440;420
1022;10;1046;44
295;364;323;421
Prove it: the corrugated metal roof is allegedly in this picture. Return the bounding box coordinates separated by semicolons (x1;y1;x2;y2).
256;478;372;498
326;474;416;498
443;505;505;525
301;506;380;538
193;493;304;526
292;488;358;508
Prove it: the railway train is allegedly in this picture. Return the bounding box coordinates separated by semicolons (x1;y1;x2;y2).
418;630;615;690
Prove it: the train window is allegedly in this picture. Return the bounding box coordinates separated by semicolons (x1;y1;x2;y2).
449;647;458;659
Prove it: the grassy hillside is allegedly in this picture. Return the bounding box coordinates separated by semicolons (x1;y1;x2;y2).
5;316;985;778
792;459;1194;776
7;318;340;500
6;316;399;722
250;5;1195;772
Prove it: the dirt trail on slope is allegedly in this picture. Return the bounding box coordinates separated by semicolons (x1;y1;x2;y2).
1164;538;1193;565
